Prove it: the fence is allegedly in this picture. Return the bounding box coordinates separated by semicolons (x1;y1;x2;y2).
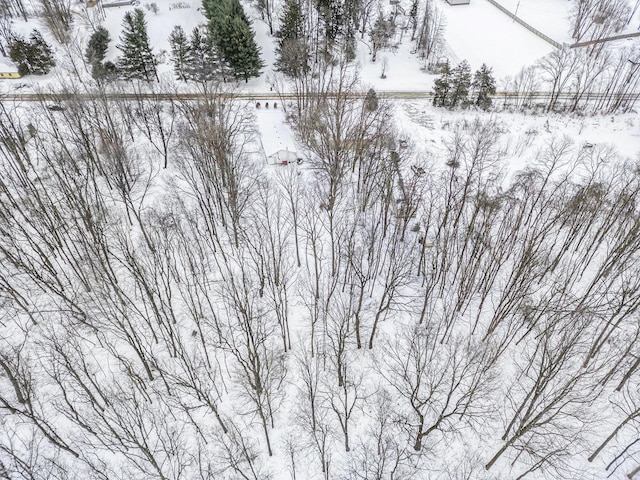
484;0;562;49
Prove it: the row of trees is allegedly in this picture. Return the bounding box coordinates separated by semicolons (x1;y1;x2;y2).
169;25;232;83
432;60;497;110
1;70;640;478
83;3;262;83
429;44;640;114
502;42;640;113
271;0;445;82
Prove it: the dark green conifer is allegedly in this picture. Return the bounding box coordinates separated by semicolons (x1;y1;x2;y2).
473;63;497;110
275;0;309;78
116;8;157;81
169;25;189;82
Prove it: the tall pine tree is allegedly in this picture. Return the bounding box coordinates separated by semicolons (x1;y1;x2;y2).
85;26;110;65
473;63;496;110
203;0;262;82
86;27;113;81
432;62;451;107
169;25;189;82
275;0;309;78
117;8;157;81
224;16;263;82
449;60;471;108
9;36;31;76
185;27;229;83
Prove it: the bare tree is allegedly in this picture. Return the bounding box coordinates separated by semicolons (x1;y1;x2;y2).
537;48;582;112
345;389;420;480
379;326;497;452
175;89;259;247
485;315;605;475
129;82;177;169
415;0;445;70
40;0;72;43
218;255;286;457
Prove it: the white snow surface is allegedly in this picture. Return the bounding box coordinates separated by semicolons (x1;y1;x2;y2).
255;104;299;161
439;0;556;78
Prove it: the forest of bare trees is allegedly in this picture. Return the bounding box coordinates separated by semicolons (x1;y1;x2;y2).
0;0;639;477
0;65;639;479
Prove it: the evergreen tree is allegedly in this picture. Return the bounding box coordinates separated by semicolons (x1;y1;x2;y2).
169;25;189;82
364;88;379;111
316;0;343;43
86;27;113;82
86;26;110;65
275;0;309;78
9;36;30;76
218;16;263;82
344;32;356;62
185;27;229;83
449;60;471;108
203;0;247;28
203;0;262;82
432;62;451;107
473;63;496;110
99;61;118;81
186;26;206;80
369;11;394;62
9;30;55;76
203;32;231;81
30;30;55;74
116;8;157;81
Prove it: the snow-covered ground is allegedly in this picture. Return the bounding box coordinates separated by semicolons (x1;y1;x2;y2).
397;100;640;161
439;0;557;78
254;104;299;162
496;0;575;44
0;0;574;90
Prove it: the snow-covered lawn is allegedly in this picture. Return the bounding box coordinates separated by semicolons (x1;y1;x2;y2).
496;0;575;44
255;104;299;163
441;0;556;78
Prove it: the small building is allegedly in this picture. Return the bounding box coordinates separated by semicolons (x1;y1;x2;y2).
103;0;139;8
267;149;300;166
446;0;470;5
0;72;21;79
256;106;299;166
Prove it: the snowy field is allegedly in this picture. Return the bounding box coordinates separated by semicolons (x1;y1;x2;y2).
496;0;575;44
